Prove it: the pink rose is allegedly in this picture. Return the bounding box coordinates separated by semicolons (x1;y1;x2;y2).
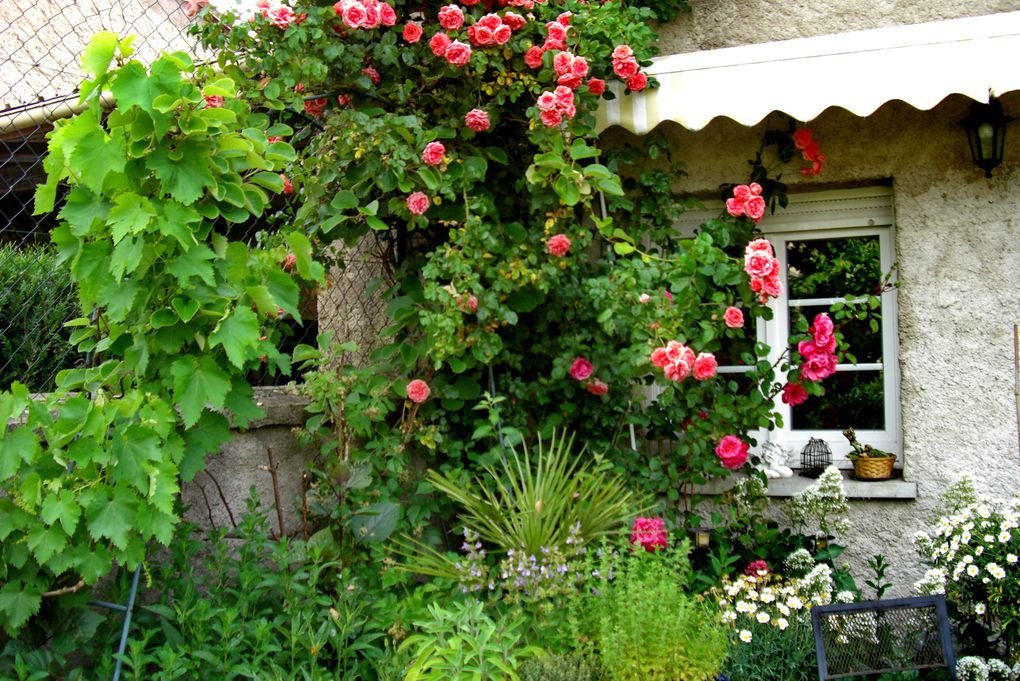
422;141;446;166
664;341;694;367
380;3;396;26
268;6;296;28
663;360;691;382
478;13;501;30
469;25;494;45
626;72;648;91
406;379;431;404
638;293;651;304
725;198;744;218
406;191;430;215
460;294;478;313
745;195;766;221
744;251;778;279
184;0;208;18
342;2;367;28
612;57;639;79
539;109;562;127
612;44;634;60
570;56;589;78
546;233;571;256
402;21;423;42
493;24;512;44
761;275;783;299
280;174;294;195
630;517;668;552
586;379;609;396
502;12;525;30
556;11;572;25
204;95;225;108
444;40;472;67
715;435;749;470
557;73;583;90
536;91;557;112
569;357;594;381
464;108;490;132
281;253;297;271
693;353;717;381
553;85;574;109
430;32;452;57
361;66;380;85
723;306;744;328
745;238;774;256
782;381;808;406
524;46;545;69
650;347;669;368
438;4;464;30
811;313;835;345
553;51;574;75
586;77;606;96
745;560;770;576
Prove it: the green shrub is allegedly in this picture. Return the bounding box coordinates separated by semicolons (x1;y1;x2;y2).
0;243;79;391
519;654;603;681
569;541;728;681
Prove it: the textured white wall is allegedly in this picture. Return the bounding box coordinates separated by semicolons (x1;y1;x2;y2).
657;1;1020;54
603;87;1020;592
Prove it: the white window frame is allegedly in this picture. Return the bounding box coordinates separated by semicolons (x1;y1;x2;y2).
674;186;901;468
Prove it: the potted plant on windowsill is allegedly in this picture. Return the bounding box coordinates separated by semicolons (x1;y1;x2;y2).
843;428;896;480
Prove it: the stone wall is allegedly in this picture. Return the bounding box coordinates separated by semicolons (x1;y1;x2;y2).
602;87;1020;592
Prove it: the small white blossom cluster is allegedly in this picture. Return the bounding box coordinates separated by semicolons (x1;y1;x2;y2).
715;559;834;644
784;466;851;539
956;656;1020;681
913;482;1019;624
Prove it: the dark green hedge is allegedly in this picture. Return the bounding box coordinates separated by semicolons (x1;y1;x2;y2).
0;243;81;391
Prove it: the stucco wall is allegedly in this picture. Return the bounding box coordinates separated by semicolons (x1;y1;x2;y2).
657;1;1020;55
602;89;1020;592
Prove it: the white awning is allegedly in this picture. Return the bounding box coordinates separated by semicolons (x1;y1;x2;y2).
597;11;1020;133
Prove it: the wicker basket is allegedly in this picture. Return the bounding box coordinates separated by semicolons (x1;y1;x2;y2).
852;454;896;480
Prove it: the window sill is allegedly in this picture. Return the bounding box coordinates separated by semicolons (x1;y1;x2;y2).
695;471;918;500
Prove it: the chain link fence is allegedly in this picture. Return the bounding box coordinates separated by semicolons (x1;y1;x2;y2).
0;1;388;392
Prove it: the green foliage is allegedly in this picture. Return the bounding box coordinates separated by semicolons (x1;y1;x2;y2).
0;244;80;391
399;599;541;681
0;33;312;635
721;616;816;681
568;541;728;681
519;654;604;681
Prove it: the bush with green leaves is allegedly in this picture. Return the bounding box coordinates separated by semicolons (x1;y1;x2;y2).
519;654;603;681
0;33;313;634
0;244;80;391
400;599;541;681
567;538;728;681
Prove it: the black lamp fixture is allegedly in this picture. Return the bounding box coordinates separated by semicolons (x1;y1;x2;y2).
962;97;1013;178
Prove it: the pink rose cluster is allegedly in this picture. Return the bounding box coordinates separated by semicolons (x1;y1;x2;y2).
745;560;769;576
630;517;668;552
650;341;717;382
611;45;648;92
523;13;570;68
546;233;571;257
466;13;515;46
726;182;767;223
743;238;783;303
715;435;749;470
406;379;431;404
793;128;827;177
264;4;303;29
333;0;397;30
552;51;589;89
797;312;838;382
430;33;472;67
536;86;576;127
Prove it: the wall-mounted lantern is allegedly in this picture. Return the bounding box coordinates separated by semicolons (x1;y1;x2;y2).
962;98;1013;178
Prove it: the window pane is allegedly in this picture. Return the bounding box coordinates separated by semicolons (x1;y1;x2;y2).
791;370;885;430
790;304;882;364
787;236;882;299
714;333;757;367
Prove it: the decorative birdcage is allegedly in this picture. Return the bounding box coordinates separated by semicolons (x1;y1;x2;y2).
800;438;832;478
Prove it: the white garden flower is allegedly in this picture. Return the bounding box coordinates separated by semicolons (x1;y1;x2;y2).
739;629;753;643
975;603;986;615
756;612;771;624
968;564;980;577
776;617;789;631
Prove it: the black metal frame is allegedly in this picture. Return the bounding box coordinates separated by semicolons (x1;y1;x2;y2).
811;594;957;681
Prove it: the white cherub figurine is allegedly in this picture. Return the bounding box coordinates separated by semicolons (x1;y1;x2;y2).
756;441;794;479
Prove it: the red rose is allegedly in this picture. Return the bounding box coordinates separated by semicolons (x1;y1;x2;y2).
280;174;294;195
586;77;606;96
586;379;609;396
203;95;225;108
782;382;808;406
402;21;423;43
569;357;594;381
546;233;571;256
793;128;814;150
630;517;668;552
626;72;648;91
303;97;327;116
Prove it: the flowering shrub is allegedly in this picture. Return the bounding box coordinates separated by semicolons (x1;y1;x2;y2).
783;466;852;540
630;517;669;552
915;478;1020;660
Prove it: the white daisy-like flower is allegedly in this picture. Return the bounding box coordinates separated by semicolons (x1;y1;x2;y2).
777;604;791;617
967;564;980;577
722;611;737;623
739;629;753;643
788;596;804;610
975;603;986;615
776;617;789;631
756;612;771;624
963;555;974;564
760;591;776;604
736;600;751;613
1007;553;1018;564
975;546;985;555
